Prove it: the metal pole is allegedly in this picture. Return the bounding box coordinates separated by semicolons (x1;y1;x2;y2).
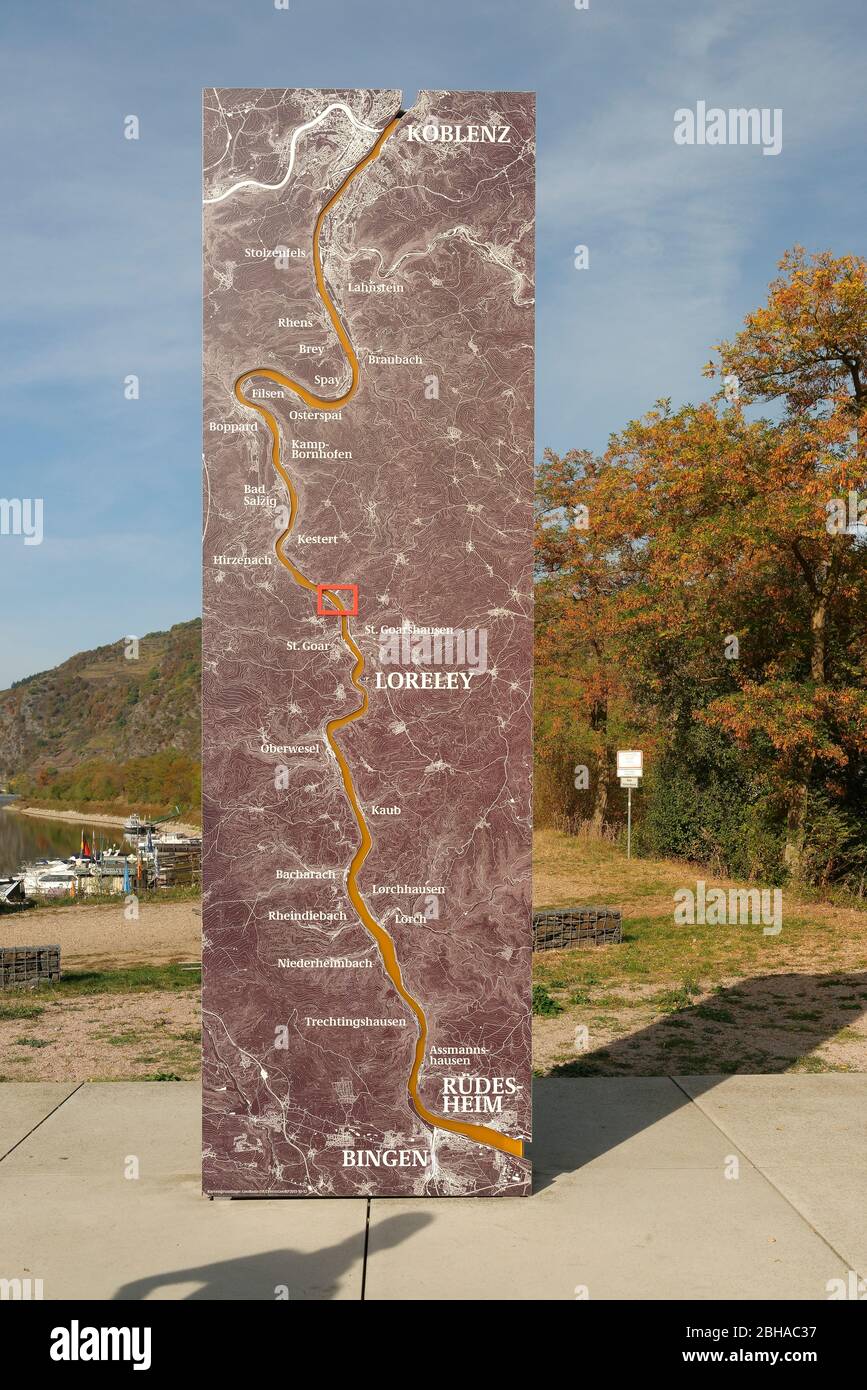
627;786;632;860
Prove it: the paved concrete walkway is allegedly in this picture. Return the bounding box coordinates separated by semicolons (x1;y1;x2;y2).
1;1077;864;1300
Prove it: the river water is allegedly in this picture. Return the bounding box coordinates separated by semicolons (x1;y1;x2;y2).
0;799;125;876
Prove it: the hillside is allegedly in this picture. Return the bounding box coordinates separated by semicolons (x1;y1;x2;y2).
0;621;201;794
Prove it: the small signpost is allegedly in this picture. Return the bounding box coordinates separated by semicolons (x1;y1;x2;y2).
617;749;643;859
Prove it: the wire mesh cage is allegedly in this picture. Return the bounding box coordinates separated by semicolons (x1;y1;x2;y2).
0;945;61;988
532;907;622;952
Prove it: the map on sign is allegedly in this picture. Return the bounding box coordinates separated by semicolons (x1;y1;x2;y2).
202;89;535;1197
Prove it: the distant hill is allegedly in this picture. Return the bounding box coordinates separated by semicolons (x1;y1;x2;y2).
0;620;201;806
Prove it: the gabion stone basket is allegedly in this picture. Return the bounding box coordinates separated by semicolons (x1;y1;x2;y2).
0;945;61;988
532;907;622;952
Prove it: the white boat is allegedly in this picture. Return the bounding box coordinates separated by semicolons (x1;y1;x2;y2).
124;806;183;841
20;859;73;895
0;877;25;905
31;869;78;898
123;814;156;840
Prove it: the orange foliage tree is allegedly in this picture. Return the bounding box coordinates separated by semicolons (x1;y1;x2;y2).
536;249;867;879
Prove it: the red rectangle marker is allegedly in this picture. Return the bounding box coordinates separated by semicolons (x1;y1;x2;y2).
316;583;359;617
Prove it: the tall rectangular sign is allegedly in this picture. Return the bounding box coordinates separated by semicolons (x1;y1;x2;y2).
203;89;534;1195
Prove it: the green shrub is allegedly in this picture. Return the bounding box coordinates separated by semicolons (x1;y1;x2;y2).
532;984;563;1017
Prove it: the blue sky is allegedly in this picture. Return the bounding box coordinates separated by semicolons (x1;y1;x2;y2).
0;0;864;688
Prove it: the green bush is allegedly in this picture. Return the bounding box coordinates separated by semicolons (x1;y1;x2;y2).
801;794;867;891
633;722;789;882
532;984;563;1017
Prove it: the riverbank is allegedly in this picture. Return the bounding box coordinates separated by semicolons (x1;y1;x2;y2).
0;898;201;1080
0;896;201;969
3;804;201;838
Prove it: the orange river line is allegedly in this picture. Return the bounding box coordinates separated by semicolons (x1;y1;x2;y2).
232;113;523;1162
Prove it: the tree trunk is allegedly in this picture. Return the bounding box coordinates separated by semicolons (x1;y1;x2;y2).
787;592;827;877
784;781;809;876
810;593;827;682
591;756;609;833
589;691;609;834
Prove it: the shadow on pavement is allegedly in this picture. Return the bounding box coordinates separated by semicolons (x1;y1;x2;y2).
112;1211;431;1301
530;970;867;1193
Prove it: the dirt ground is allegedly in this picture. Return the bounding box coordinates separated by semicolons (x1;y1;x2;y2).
532;829;867;1076
0;899;201;1081
0;899;201;970
0;987;201;1082
532;970;867;1076
4;829;867;1080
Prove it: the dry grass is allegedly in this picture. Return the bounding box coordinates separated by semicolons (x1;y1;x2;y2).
0;898;201;1081
0;964;200;1081
5;833;865;1081
532;830;867;1076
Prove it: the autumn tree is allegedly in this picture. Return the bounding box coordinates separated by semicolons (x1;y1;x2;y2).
535;248;867;881
705;248;867;870
535;449;645;830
